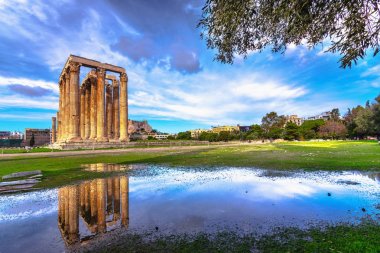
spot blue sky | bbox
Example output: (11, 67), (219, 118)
(0, 0), (379, 133)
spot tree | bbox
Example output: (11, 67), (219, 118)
(199, 132), (218, 142)
(330, 108), (340, 121)
(199, 0), (380, 68)
(318, 120), (347, 139)
(29, 133), (35, 147)
(218, 131), (230, 142)
(299, 119), (325, 140)
(371, 95), (380, 139)
(353, 107), (375, 138)
(261, 112), (286, 139)
(176, 131), (192, 140)
(283, 122), (299, 140)
(246, 124), (264, 140)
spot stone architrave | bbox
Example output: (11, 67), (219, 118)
(96, 68), (108, 142)
(69, 62), (81, 141)
(106, 84), (113, 139)
(112, 80), (120, 139)
(119, 72), (128, 141)
(90, 78), (97, 140)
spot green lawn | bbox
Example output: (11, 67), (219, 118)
(95, 221), (380, 253)
(0, 141), (379, 188)
(1, 140), (379, 252)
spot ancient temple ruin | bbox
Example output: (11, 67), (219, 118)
(51, 55), (129, 149)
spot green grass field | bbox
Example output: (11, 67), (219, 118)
(0, 140), (379, 188)
(1, 140), (379, 252)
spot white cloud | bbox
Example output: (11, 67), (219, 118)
(0, 76), (58, 93)
(362, 65), (380, 77)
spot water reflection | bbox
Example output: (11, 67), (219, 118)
(81, 163), (131, 172)
(58, 174), (129, 245)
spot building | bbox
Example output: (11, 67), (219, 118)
(308, 111), (331, 121)
(154, 134), (170, 140)
(190, 129), (210, 139)
(9, 131), (24, 139)
(24, 128), (51, 146)
(238, 125), (251, 132)
(52, 55), (129, 149)
(0, 131), (11, 139)
(211, 125), (240, 133)
(285, 115), (304, 126)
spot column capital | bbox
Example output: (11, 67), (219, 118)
(68, 61), (81, 73)
(97, 67), (106, 76)
(120, 72), (128, 82)
(112, 80), (119, 88)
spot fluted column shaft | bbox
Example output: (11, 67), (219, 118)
(119, 72), (128, 141)
(51, 116), (56, 143)
(96, 68), (107, 141)
(90, 79), (97, 139)
(85, 84), (91, 139)
(64, 73), (70, 140)
(120, 176), (129, 227)
(97, 178), (106, 233)
(68, 186), (79, 243)
(58, 82), (63, 141)
(106, 85), (113, 139)
(113, 81), (120, 139)
(80, 88), (85, 139)
(69, 62), (81, 141)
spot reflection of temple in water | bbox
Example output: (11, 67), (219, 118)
(81, 163), (132, 172)
(58, 165), (129, 245)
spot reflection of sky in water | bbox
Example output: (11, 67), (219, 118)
(0, 165), (379, 252)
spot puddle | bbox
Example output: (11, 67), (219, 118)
(0, 165), (379, 252)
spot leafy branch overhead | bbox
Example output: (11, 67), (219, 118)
(198, 0), (380, 68)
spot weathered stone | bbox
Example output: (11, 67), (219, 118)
(2, 170), (42, 180)
(0, 178), (40, 186)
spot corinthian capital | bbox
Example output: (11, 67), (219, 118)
(120, 72), (128, 82)
(68, 61), (80, 73)
(97, 67), (106, 77)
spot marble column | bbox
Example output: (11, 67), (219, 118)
(68, 186), (79, 243)
(106, 84), (113, 139)
(57, 112), (60, 142)
(90, 78), (97, 140)
(96, 68), (107, 142)
(64, 73), (70, 140)
(120, 175), (129, 227)
(112, 80), (120, 140)
(97, 178), (106, 233)
(58, 82), (63, 141)
(119, 72), (128, 141)
(84, 84), (91, 139)
(113, 177), (120, 221)
(80, 87), (85, 139)
(51, 116), (56, 143)
(90, 180), (97, 229)
(69, 62), (81, 141)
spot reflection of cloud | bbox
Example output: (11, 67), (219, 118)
(0, 189), (57, 221)
(129, 168), (380, 202)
